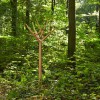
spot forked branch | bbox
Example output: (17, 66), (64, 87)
(25, 24), (41, 42)
(42, 29), (54, 41)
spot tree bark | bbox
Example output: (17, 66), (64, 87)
(51, 0), (55, 14)
(10, 0), (17, 36)
(99, 0), (100, 36)
(68, 0), (76, 68)
(39, 42), (42, 81)
(26, 0), (30, 25)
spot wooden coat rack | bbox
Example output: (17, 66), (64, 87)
(25, 22), (53, 81)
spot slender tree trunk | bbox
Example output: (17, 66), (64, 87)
(99, 0), (100, 36)
(39, 42), (42, 81)
(51, 0), (55, 14)
(54, 0), (55, 6)
(68, 0), (76, 68)
(26, 0), (30, 25)
(0, 19), (2, 35)
(10, 0), (17, 36)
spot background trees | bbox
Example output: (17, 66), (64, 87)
(0, 0), (100, 99)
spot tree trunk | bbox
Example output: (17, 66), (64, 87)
(99, 1), (100, 36)
(10, 0), (17, 36)
(0, 19), (2, 35)
(26, 0), (30, 25)
(51, 0), (55, 14)
(68, 0), (76, 68)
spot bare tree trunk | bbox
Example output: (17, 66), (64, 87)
(26, 0), (30, 25)
(10, 0), (17, 36)
(99, 2), (100, 36)
(68, 0), (76, 68)
(51, 0), (55, 14)
(0, 19), (2, 35)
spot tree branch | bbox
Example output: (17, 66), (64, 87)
(25, 24), (41, 42)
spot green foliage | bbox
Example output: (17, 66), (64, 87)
(0, 0), (100, 100)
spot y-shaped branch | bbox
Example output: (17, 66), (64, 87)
(25, 24), (41, 42)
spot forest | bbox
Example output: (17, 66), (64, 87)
(0, 0), (100, 100)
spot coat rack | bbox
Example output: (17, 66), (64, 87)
(25, 22), (53, 81)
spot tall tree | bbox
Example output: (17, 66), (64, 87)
(68, 0), (76, 68)
(26, 0), (30, 25)
(51, 0), (55, 14)
(99, 0), (100, 35)
(10, 0), (17, 36)
(96, 0), (100, 36)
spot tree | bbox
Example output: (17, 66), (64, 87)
(99, 0), (100, 34)
(26, 0), (30, 25)
(95, 0), (100, 36)
(68, 0), (76, 68)
(10, 0), (17, 36)
(51, 0), (55, 14)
